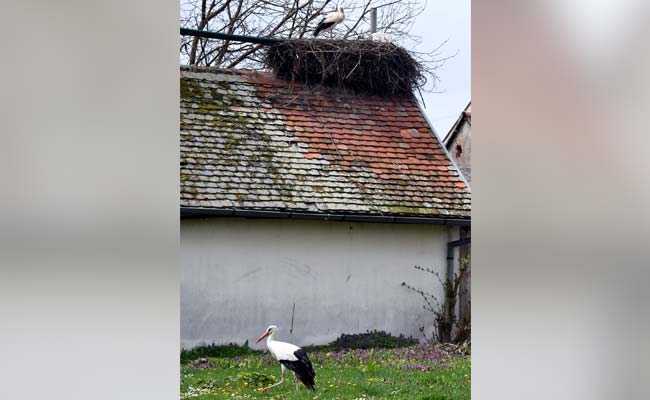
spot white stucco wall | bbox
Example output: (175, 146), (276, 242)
(181, 217), (455, 350)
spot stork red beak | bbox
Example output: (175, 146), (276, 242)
(256, 331), (270, 343)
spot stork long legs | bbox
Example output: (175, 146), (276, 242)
(293, 372), (300, 391)
(260, 365), (285, 393)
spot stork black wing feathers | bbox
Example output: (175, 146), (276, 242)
(279, 349), (316, 390)
(313, 21), (335, 37)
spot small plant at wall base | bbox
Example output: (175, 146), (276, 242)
(181, 340), (260, 363)
(454, 258), (471, 345)
(402, 257), (471, 345)
(303, 330), (418, 353)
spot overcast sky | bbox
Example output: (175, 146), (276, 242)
(410, 0), (470, 138)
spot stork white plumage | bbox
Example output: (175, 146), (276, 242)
(371, 32), (392, 43)
(313, 6), (345, 38)
(256, 325), (316, 392)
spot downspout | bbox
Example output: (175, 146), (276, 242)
(440, 235), (470, 342)
(447, 237), (471, 283)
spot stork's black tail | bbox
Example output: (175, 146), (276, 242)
(280, 349), (316, 391)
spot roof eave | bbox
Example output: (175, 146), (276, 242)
(180, 207), (471, 225)
(443, 101), (472, 145)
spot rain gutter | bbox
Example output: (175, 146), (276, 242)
(180, 207), (470, 225)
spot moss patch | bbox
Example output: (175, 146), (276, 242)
(386, 205), (438, 215)
(180, 76), (297, 203)
(180, 78), (205, 98)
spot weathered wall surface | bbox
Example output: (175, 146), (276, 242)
(448, 120), (471, 183)
(181, 217), (454, 350)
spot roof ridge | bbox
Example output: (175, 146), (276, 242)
(180, 65), (274, 78)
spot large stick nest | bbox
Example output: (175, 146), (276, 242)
(265, 39), (425, 97)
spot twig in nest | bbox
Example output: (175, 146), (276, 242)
(265, 39), (426, 97)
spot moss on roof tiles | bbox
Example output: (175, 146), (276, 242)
(180, 78), (204, 98)
(179, 67), (470, 219)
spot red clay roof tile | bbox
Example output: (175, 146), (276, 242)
(180, 67), (470, 218)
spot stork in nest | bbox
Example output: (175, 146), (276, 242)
(313, 5), (345, 39)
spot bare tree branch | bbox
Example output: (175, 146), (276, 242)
(180, 0), (452, 93)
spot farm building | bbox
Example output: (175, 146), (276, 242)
(180, 66), (471, 349)
(444, 102), (472, 325)
(444, 102), (471, 184)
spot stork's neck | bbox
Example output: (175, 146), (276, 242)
(266, 331), (277, 344)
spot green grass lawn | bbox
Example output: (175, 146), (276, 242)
(180, 344), (470, 400)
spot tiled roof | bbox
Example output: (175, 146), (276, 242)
(180, 66), (471, 219)
(443, 101), (471, 146)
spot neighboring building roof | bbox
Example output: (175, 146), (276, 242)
(443, 101), (471, 146)
(180, 66), (471, 220)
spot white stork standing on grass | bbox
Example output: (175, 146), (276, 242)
(256, 325), (316, 392)
(313, 5), (345, 38)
